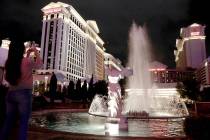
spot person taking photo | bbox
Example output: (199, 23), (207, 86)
(0, 41), (43, 140)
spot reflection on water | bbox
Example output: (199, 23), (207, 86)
(30, 112), (185, 137)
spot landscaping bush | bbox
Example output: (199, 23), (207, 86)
(184, 116), (210, 140)
(176, 77), (200, 101)
(0, 85), (8, 127)
(32, 95), (49, 111)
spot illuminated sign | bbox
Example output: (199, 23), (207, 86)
(149, 68), (166, 71)
(43, 7), (62, 14)
(190, 27), (200, 36)
(191, 32), (200, 36)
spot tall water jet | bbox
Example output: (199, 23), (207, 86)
(127, 23), (152, 89)
(123, 23), (153, 115)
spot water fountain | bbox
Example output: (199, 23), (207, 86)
(89, 22), (189, 118)
(123, 23), (189, 118)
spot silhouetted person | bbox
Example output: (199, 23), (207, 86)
(0, 41), (43, 140)
(49, 72), (57, 103)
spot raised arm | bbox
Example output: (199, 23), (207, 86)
(26, 44), (43, 69)
(33, 47), (43, 69)
(122, 67), (133, 77)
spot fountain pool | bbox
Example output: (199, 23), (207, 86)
(30, 110), (186, 138)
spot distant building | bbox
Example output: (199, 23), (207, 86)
(1, 39), (10, 49)
(104, 53), (123, 71)
(174, 23), (206, 70)
(149, 61), (195, 88)
(104, 53), (123, 81)
(196, 57), (210, 85)
(40, 2), (105, 82)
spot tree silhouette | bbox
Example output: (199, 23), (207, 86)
(75, 79), (82, 100)
(87, 75), (95, 101)
(67, 80), (75, 100)
(177, 77), (201, 101)
(200, 87), (210, 102)
(81, 80), (88, 101)
(62, 85), (68, 97)
(184, 116), (210, 140)
(49, 72), (57, 103)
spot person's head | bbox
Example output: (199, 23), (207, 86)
(5, 40), (25, 86)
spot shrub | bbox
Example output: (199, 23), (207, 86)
(184, 116), (210, 140)
(0, 85), (8, 127)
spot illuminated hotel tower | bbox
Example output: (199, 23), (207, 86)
(40, 2), (105, 81)
(174, 23), (206, 70)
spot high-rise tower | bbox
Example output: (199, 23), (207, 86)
(40, 2), (105, 81)
(174, 23), (206, 70)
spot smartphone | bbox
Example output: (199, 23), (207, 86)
(24, 41), (31, 48)
(32, 41), (35, 46)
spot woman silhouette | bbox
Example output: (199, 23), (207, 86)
(0, 41), (43, 140)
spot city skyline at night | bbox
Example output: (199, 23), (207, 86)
(0, 0), (209, 67)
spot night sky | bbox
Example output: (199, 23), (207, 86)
(0, 0), (209, 68)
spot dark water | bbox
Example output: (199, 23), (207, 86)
(30, 112), (185, 137)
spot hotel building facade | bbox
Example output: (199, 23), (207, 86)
(104, 53), (123, 71)
(40, 2), (105, 82)
(149, 61), (194, 88)
(174, 23), (206, 70)
(196, 57), (210, 85)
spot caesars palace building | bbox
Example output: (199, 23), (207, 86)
(40, 2), (105, 82)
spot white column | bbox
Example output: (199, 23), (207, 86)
(44, 21), (50, 69)
(55, 19), (62, 70)
(40, 20), (46, 60)
(50, 19), (57, 69)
